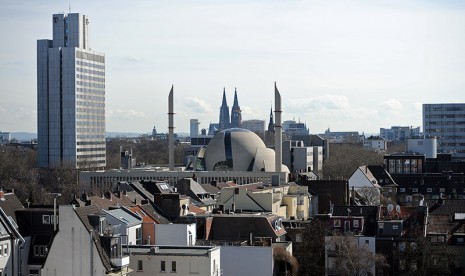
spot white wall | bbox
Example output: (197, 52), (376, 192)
(129, 247), (220, 276)
(155, 223), (196, 246)
(348, 167), (374, 188)
(220, 246), (273, 276)
(41, 205), (108, 276)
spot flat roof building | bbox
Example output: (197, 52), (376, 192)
(37, 13), (106, 168)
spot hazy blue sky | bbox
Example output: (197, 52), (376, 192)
(1, 0), (465, 134)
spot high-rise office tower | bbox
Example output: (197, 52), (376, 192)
(37, 13), (106, 169)
(230, 88), (242, 128)
(423, 103), (465, 159)
(190, 119), (200, 137)
(219, 88), (230, 130)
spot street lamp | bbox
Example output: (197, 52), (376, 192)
(52, 193), (61, 231)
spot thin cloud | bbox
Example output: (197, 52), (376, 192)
(184, 97), (214, 114)
(287, 95), (351, 111)
(382, 99), (403, 111)
(107, 109), (146, 119)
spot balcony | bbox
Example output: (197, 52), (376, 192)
(111, 254), (130, 267)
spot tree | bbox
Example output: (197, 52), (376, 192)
(323, 144), (383, 180)
(326, 233), (388, 276)
(356, 186), (381, 205)
(294, 220), (328, 275)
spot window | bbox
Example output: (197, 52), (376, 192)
(393, 225), (398, 230)
(412, 188), (418, 193)
(42, 215), (51, 224)
(295, 234), (302, 242)
(137, 260), (143, 271)
(427, 188), (433, 193)
(3, 244), (7, 256)
(353, 220), (359, 228)
(172, 261), (177, 272)
(161, 261), (166, 272)
(333, 219), (341, 227)
(399, 188), (406, 193)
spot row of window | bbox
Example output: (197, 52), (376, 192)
(77, 114), (105, 120)
(76, 94), (105, 102)
(76, 51), (105, 63)
(77, 134), (105, 139)
(77, 147), (106, 152)
(76, 107), (105, 114)
(77, 81), (105, 89)
(77, 74), (105, 83)
(77, 87), (105, 95)
(425, 114), (465, 118)
(387, 159), (423, 174)
(76, 67), (105, 76)
(399, 187), (465, 193)
(77, 153), (106, 159)
(425, 130), (465, 135)
(77, 101), (105, 108)
(76, 60), (105, 70)
(333, 219), (360, 228)
(77, 141), (106, 146)
(424, 106), (465, 112)
(33, 245), (47, 257)
(77, 127), (105, 133)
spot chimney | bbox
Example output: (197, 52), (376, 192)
(168, 85), (175, 171)
(274, 82), (282, 179)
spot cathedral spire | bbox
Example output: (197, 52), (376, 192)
(267, 105), (274, 132)
(219, 87), (230, 130)
(230, 87), (242, 128)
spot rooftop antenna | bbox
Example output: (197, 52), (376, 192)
(69, 2), (71, 13)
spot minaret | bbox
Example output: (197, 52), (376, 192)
(230, 87), (242, 128)
(168, 85), (175, 171)
(219, 88), (230, 130)
(274, 82), (282, 173)
(267, 106), (274, 132)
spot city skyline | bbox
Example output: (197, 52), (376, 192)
(1, 1), (465, 134)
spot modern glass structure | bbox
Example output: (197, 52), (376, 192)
(37, 13), (106, 169)
(423, 103), (465, 159)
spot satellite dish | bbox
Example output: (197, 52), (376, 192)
(387, 204), (394, 213)
(396, 205), (401, 213)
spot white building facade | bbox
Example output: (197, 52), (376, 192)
(37, 13), (106, 168)
(154, 223), (196, 246)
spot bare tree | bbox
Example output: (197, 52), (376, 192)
(294, 220), (328, 275)
(326, 233), (388, 276)
(323, 144), (383, 180)
(356, 186), (381, 205)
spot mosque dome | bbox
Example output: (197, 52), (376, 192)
(203, 128), (278, 172)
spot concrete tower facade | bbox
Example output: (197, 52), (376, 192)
(37, 13), (106, 169)
(190, 119), (200, 137)
(423, 103), (465, 158)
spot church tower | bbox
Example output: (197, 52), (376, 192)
(230, 88), (242, 128)
(219, 88), (230, 130)
(267, 106), (274, 132)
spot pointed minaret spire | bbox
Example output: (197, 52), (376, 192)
(168, 85), (175, 171)
(231, 87), (242, 128)
(274, 82), (283, 175)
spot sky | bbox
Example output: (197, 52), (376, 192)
(1, 0), (465, 135)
